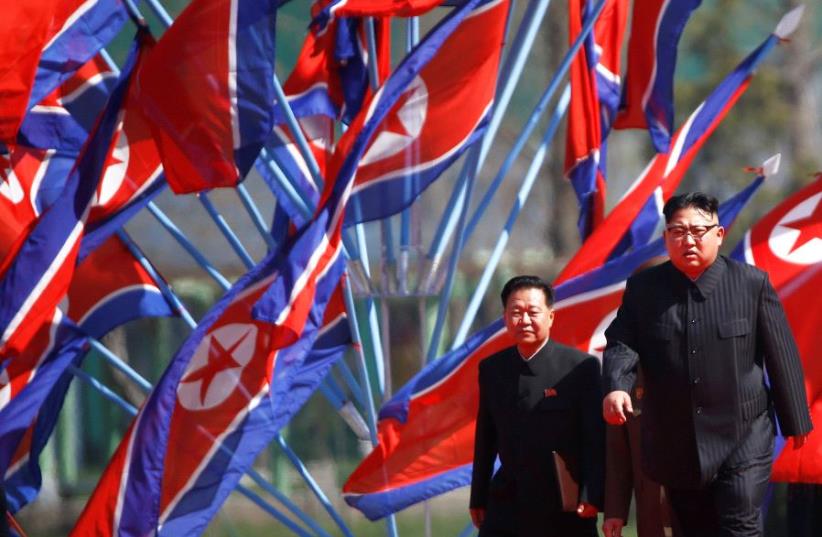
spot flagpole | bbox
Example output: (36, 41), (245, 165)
(364, 17), (399, 297)
(342, 277), (400, 537)
(399, 16), (420, 295)
(235, 183), (278, 251)
(145, 202), (232, 291)
(419, 0), (552, 294)
(117, 230), (198, 328)
(196, 192), (257, 268)
(462, 0), (607, 249)
(275, 434), (356, 537)
(426, 0), (605, 293)
(425, 145), (480, 362)
(453, 85), (571, 348)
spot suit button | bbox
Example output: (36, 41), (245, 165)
(690, 319), (696, 324)
(693, 377), (701, 384)
(696, 406), (703, 415)
(690, 349), (697, 355)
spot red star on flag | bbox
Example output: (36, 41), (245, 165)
(182, 329), (252, 405)
(782, 198), (822, 254)
(380, 89), (417, 138)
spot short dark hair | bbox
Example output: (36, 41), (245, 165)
(662, 192), (719, 223)
(500, 275), (554, 308)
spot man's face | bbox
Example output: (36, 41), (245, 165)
(503, 287), (554, 348)
(664, 206), (724, 278)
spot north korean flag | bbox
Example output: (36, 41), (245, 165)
(555, 12), (799, 285)
(258, 117), (335, 229)
(613, 0), (703, 153)
(18, 54), (119, 154)
(0, 31), (146, 362)
(3, 235), (176, 513)
(0, 1), (127, 146)
(564, 0), (629, 238)
(0, 146), (76, 259)
(0, 2), (59, 144)
(134, 0), (278, 193)
(343, 320), (513, 520)
(338, 0), (508, 226)
(731, 175), (822, 483)
(71, 244), (346, 535)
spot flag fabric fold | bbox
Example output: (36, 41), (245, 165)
(70, 248), (347, 536)
(337, 0), (509, 227)
(0, 31), (148, 360)
(556, 23), (787, 285)
(135, 0), (278, 193)
(564, 0), (629, 238)
(613, 0), (703, 153)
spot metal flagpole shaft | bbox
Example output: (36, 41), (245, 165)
(453, 85), (571, 347)
(88, 338), (152, 391)
(420, 0), (549, 293)
(117, 229), (198, 328)
(197, 192), (257, 268)
(235, 183), (278, 251)
(463, 0), (607, 247)
(275, 434), (356, 537)
(145, 201), (232, 291)
(342, 277), (399, 537)
(425, 146), (480, 362)
(399, 16), (420, 295)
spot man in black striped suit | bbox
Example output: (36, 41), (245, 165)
(602, 192), (812, 537)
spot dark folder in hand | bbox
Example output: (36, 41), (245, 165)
(552, 450), (579, 512)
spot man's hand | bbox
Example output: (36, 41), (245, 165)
(792, 433), (810, 449)
(576, 502), (598, 518)
(603, 391), (633, 425)
(469, 507), (485, 529)
(602, 517), (625, 537)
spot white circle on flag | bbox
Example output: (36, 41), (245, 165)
(0, 167), (24, 205)
(0, 368), (9, 410)
(177, 323), (258, 411)
(588, 308), (618, 362)
(767, 192), (822, 265)
(360, 75), (428, 166)
(98, 122), (129, 207)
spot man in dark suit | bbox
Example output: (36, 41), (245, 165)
(470, 275), (604, 537)
(602, 192), (812, 537)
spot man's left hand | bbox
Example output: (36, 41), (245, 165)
(576, 502), (598, 518)
(792, 433), (810, 449)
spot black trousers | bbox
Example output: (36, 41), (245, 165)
(478, 478), (597, 537)
(667, 412), (774, 537)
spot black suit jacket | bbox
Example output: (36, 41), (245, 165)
(470, 340), (604, 534)
(603, 256), (812, 488)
